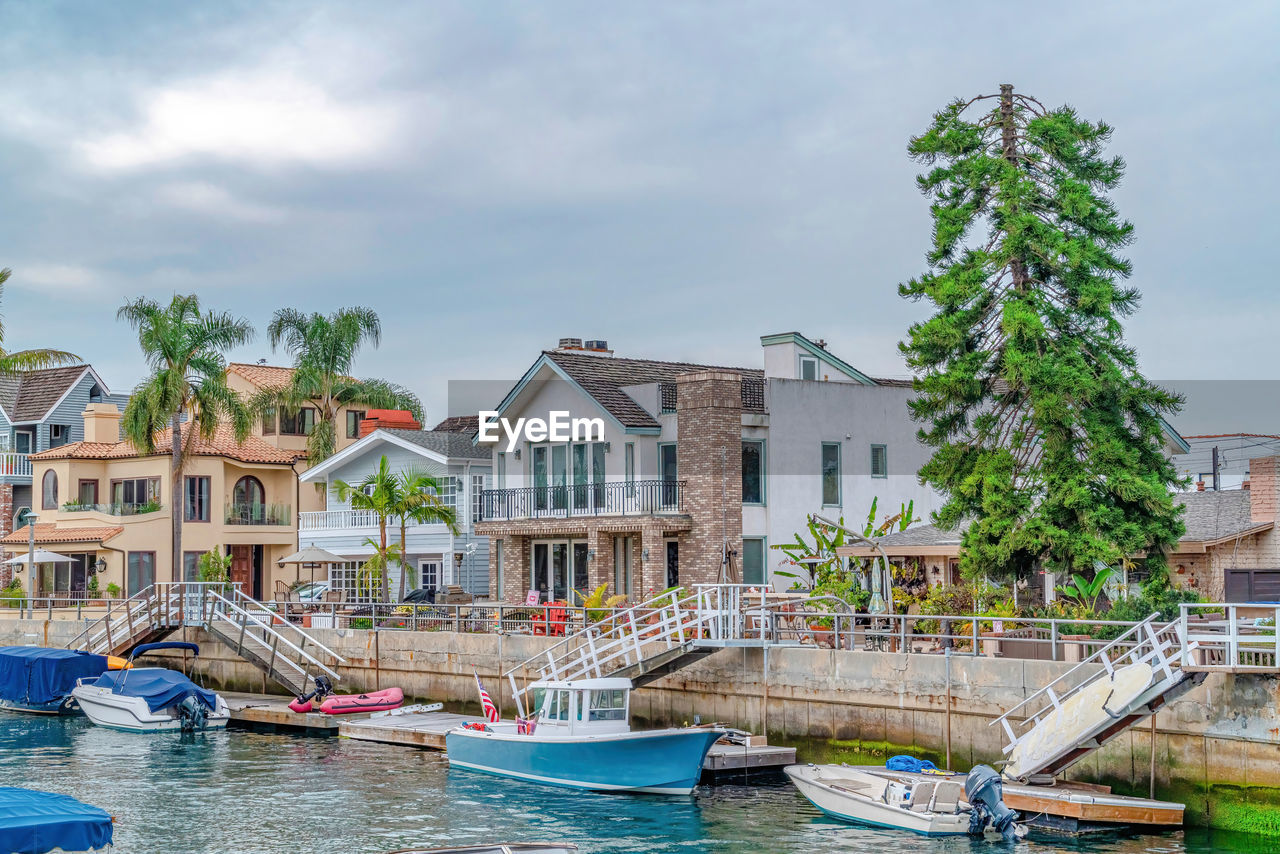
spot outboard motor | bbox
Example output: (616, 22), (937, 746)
(177, 693), (209, 732)
(965, 765), (1020, 841)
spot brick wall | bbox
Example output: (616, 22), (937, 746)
(675, 370), (743, 589)
(0, 485), (12, 587)
(1252, 456), (1278, 524)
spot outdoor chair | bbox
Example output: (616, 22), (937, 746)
(532, 603), (568, 637)
(906, 781), (935, 813)
(930, 781), (963, 814)
(274, 580), (290, 602)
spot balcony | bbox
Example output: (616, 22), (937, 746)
(225, 502), (292, 526)
(480, 479), (686, 522)
(299, 508), (383, 531)
(0, 452), (31, 480)
(61, 501), (163, 517)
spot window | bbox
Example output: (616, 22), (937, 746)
(233, 476), (265, 508)
(185, 476), (211, 522)
(88, 384), (103, 404)
(126, 552), (156, 596)
(800, 355), (818, 381)
(614, 535), (633, 599)
(659, 442), (678, 506)
(742, 440), (765, 504)
(821, 442), (841, 506)
(588, 688), (627, 721)
(41, 470), (58, 509)
(742, 538), (766, 585)
(262, 407), (276, 436)
(471, 473), (485, 524)
(280, 407), (316, 436)
(329, 561), (376, 604)
(624, 443), (635, 496)
(346, 410), (365, 439)
(494, 539), (504, 598)
(112, 477), (160, 508)
(182, 551), (203, 582)
(77, 480), (99, 506)
(496, 453), (506, 490)
(870, 444), (888, 479)
(50, 425), (70, 448)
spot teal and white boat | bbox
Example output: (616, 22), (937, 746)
(445, 677), (722, 795)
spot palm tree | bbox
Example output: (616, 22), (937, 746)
(117, 295), (254, 584)
(0, 270), (80, 373)
(332, 455), (398, 602)
(392, 468), (460, 601)
(251, 307), (422, 464)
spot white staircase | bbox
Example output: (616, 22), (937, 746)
(67, 582), (345, 698)
(991, 614), (1201, 781)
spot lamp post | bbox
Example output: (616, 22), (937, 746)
(17, 508), (37, 606)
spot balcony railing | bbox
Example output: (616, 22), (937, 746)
(62, 501), (163, 517)
(0, 452), (32, 479)
(480, 479), (685, 522)
(299, 509), (384, 530)
(225, 502), (292, 526)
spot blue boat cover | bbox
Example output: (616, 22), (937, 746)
(885, 755), (939, 773)
(0, 787), (112, 854)
(91, 668), (217, 713)
(0, 648), (110, 706)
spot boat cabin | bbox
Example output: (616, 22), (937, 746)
(527, 677), (631, 736)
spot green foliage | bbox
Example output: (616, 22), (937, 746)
(349, 618), (373, 630)
(1056, 565), (1116, 614)
(573, 584), (628, 622)
(897, 85), (1185, 583)
(0, 270), (81, 374)
(249, 307), (422, 464)
(87, 574), (100, 597)
(1, 577), (25, 608)
(197, 549), (232, 583)
(334, 455), (399, 602)
(391, 467), (460, 601)
(106, 582), (121, 599)
(1094, 577), (1202, 639)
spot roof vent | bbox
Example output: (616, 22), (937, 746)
(558, 338), (583, 350)
(584, 340), (609, 351)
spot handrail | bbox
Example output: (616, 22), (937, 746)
(201, 588), (345, 678)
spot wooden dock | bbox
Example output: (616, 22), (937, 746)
(224, 692), (352, 734)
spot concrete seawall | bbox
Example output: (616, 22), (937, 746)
(6, 619), (1279, 834)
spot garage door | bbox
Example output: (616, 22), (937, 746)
(1224, 569), (1280, 603)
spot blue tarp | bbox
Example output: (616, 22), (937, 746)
(885, 755), (939, 773)
(91, 668), (217, 713)
(0, 648), (110, 707)
(0, 787), (112, 854)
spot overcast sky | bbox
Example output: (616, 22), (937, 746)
(0, 2), (1275, 431)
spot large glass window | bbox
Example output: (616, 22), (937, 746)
(41, 470), (58, 509)
(624, 443), (635, 496)
(112, 477), (160, 509)
(588, 689), (627, 721)
(280, 407), (316, 436)
(77, 480), (98, 506)
(551, 445), (568, 511)
(571, 443), (589, 510)
(126, 552), (155, 596)
(346, 410), (365, 439)
(821, 442), (841, 506)
(185, 476), (210, 522)
(533, 446), (548, 511)
(659, 443), (678, 507)
(182, 551), (202, 582)
(871, 444), (888, 479)
(261, 407), (276, 435)
(742, 440), (764, 505)
(496, 453), (506, 490)
(742, 538), (766, 585)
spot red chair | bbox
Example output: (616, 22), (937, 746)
(533, 603), (569, 637)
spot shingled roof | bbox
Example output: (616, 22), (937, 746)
(31, 425), (302, 465)
(0, 365), (94, 422)
(432, 415), (480, 435)
(381, 428), (489, 460)
(543, 350), (764, 429)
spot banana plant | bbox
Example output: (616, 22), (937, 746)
(1056, 564), (1117, 616)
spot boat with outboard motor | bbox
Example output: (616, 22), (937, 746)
(0, 647), (127, 715)
(71, 641), (230, 733)
(785, 763), (1024, 840)
(445, 677), (723, 795)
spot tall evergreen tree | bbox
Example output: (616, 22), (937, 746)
(899, 84), (1184, 583)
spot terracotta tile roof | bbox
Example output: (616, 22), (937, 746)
(228, 362), (296, 390)
(0, 365), (91, 422)
(31, 425), (302, 465)
(432, 415), (480, 435)
(1, 524), (123, 546)
(545, 350), (765, 429)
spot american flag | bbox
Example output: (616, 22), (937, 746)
(474, 671), (499, 723)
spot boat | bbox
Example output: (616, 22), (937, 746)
(70, 641), (230, 733)
(786, 763), (1023, 840)
(0, 786), (113, 853)
(445, 677), (723, 795)
(0, 647), (124, 715)
(289, 685), (405, 715)
(385, 846), (577, 854)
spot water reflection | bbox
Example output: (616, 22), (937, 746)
(0, 714), (1271, 854)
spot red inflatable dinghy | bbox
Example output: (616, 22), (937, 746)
(289, 686), (405, 715)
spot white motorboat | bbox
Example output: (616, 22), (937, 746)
(71, 641), (230, 733)
(786, 763), (1023, 840)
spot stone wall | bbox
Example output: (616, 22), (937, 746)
(5, 617), (1279, 833)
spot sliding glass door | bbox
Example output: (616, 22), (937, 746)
(531, 540), (589, 603)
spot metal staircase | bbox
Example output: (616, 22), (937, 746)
(991, 614), (1203, 782)
(66, 582), (345, 698)
(506, 585), (777, 715)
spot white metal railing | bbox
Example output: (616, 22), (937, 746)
(0, 452), (32, 478)
(299, 509), (385, 530)
(1179, 603), (1280, 671)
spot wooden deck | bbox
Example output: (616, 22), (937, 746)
(224, 692), (350, 734)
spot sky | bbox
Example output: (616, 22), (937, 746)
(0, 1), (1275, 432)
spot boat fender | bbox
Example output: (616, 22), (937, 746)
(463, 722), (490, 732)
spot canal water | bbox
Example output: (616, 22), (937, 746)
(0, 715), (1270, 854)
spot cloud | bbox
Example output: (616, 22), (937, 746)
(78, 72), (403, 172)
(152, 181), (285, 223)
(9, 263), (103, 294)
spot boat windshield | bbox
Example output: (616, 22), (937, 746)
(588, 689), (626, 721)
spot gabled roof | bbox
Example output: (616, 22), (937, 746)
(495, 350), (765, 432)
(299, 427), (488, 482)
(227, 362), (296, 390)
(31, 425), (302, 465)
(0, 365), (109, 423)
(760, 331), (878, 385)
(432, 415), (480, 435)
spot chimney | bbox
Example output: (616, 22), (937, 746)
(1250, 456), (1278, 523)
(358, 409), (422, 437)
(82, 403), (122, 444)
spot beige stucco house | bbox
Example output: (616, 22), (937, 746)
(1, 403), (302, 601)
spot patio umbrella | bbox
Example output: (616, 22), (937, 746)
(277, 546), (346, 583)
(2, 550), (75, 565)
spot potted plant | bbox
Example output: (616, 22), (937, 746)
(106, 582), (121, 600)
(85, 574), (103, 606)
